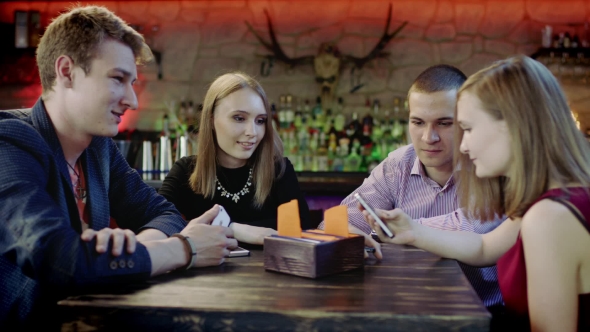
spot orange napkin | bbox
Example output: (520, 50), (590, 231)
(324, 205), (349, 237)
(277, 199), (301, 238)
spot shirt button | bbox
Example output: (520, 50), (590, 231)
(109, 261), (118, 270)
(127, 259), (135, 269)
(439, 192), (444, 197)
(119, 259), (126, 268)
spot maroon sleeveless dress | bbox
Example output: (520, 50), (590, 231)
(497, 187), (590, 330)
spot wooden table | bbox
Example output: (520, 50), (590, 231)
(59, 244), (490, 331)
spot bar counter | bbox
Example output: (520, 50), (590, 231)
(59, 243), (491, 331)
(146, 171), (369, 196)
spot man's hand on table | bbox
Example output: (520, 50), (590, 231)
(81, 228), (137, 256)
(183, 205), (239, 267)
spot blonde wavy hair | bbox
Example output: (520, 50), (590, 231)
(455, 55), (590, 221)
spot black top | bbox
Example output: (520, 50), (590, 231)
(159, 156), (312, 231)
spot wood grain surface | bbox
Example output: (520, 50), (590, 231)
(59, 243), (490, 332)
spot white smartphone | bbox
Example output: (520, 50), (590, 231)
(228, 247), (250, 257)
(211, 205), (231, 227)
(354, 192), (394, 238)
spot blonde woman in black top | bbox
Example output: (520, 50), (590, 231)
(160, 72), (311, 245)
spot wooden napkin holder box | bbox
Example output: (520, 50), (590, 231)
(263, 232), (364, 279)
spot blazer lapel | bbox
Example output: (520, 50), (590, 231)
(30, 98), (81, 231)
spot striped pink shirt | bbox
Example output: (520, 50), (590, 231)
(319, 144), (504, 307)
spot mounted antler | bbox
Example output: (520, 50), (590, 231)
(245, 10), (314, 68)
(245, 4), (407, 108)
(343, 3), (408, 69)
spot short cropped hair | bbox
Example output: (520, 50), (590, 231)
(408, 64), (467, 100)
(36, 5), (152, 95)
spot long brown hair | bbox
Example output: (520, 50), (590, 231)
(455, 55), (590, 221)
(189, 72), (285, 208)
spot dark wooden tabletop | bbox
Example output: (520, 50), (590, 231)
(59, 244), (490, 332)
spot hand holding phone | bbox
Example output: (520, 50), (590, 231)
(211, 206), (231, 227)
(227, 247), (250, 257)
(354, 193), (394, 238)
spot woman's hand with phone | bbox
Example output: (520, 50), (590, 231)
(230, 223), (278, 245)
(360, 206), (417, 246)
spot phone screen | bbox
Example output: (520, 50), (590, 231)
(228, 247), (250, 258)
(354, 193), (394, 238)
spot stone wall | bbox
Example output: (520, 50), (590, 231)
(1, 0), (589, 130)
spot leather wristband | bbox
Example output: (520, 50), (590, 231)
(170, 233), (197, 270)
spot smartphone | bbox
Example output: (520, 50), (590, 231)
(353, 192), (394, 238)
(228, 247), (250, 258)
(211, 205), (231, 227)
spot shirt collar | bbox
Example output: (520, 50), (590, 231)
(410, 154), (456, 188)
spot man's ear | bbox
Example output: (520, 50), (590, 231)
(55, 55), (75, 88)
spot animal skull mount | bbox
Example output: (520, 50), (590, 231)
(245, 3), (407, 110)
(314, 43), (341, 110)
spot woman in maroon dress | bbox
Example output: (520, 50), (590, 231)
(364, 55), (590, 331)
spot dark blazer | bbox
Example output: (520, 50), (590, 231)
(0, 99), (186, 327)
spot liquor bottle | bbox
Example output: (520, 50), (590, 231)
(334, 97), (346, 133)
(298, 125), (309, 154)
(294, 98), (303, 130)
(312, 96), (323, 117)
(344, 139), (362, 172)
(327, 132), (338, 170)
(382, 110), (392, 134)
(371, 100), (383, 142)
(558, 32), (565, 48)
(278, 95), (287, 129)
(552, 35), (560, 48)
(361, 98), (373, 130)
(294, 155), (304, 172)
(372, 99), (381, 128)
(323, 108), (334, 134)
(331, 146), (343, 172)
(270, 103), (279, 131)
(360, 123), (372, 147)
(285, 94), (294, 129)
(316, 131), (329, 171)
(303, 99), (311, 124)
(312, 96), (325, 130)
(287, 131), (298, 157)
(309, 131), (319, 153)
(346, 112), (361, 141)
(563, 32), (571, 48)
(333, 138), (349, 172)
(572, 35), (580, 48)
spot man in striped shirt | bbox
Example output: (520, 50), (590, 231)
(320, 64), (504, 309)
